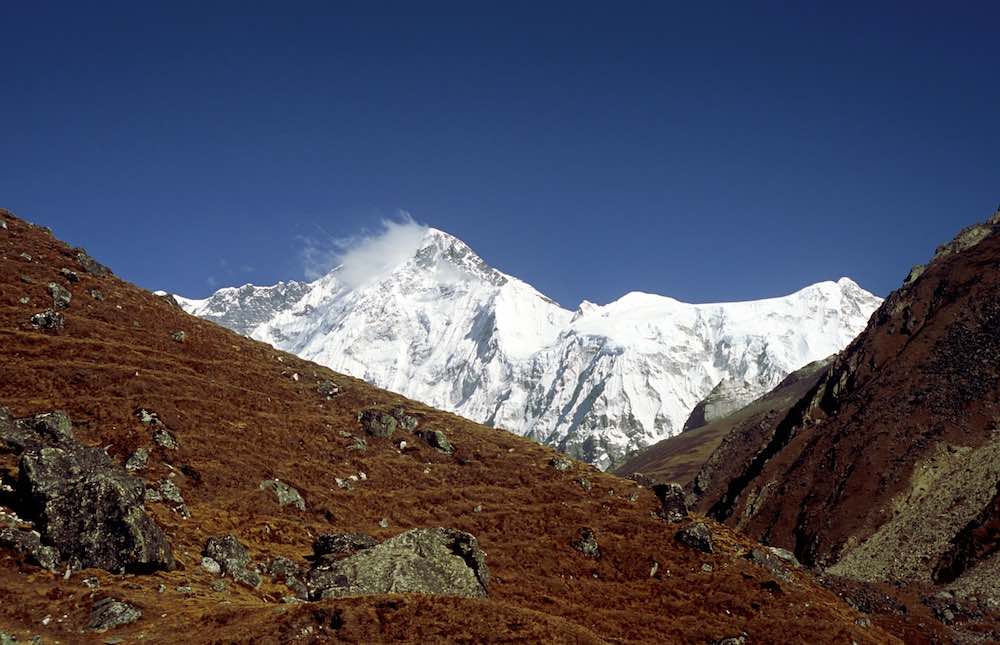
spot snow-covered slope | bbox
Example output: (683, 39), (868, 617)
(176, 227), (881, 468)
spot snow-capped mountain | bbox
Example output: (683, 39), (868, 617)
(177, 227), (881, 468)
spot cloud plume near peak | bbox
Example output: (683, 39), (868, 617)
(302, 211), (429, 288)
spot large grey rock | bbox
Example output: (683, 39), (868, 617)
(571, 527), (600, 559)
(653, 482), (688, 523)
(675, 522), (714, 554)
(30, 309), (64, 331)
(358, 410), (397, 438)
(308, 528), (489, 600)
(312, 532), (378, 561)
(17, 443), (174, 572)
(74, 248), (110, 276)
(47, 282), (71, 309)
(417, 429), (454, 455)
(88, 598), (142, 631)
(1, 410), (73, 454)
(259, 479), (305, 511)
(203, 535), (261, 588)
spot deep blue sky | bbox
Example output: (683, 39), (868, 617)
(2, 2), (997, 306)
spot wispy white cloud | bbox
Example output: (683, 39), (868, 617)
(301, 211), (429, 288)
(206, 275), (218, 287)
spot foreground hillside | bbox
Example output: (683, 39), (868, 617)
(0, 210), (888, 643)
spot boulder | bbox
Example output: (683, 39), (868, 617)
(745, 547), (795, 582)
(259, 479), (306, 511)
(59, 268), (80, 283)
(571, 527), (600, 559)
(30, 309), (64, 331)
(675, 522), (714, 554)
(203, 535), (261, 588)
(549, 457), (572, 472)
(170, 331), (187, 343)
(652, 482), (688, 523)
(74, 249), (110, 276)
(390, 407), (419, 431)
(47, 282), (71, 309)
(417, 429), (454, 455)
(317, 380), (340, 398)
(17, 443), (174, 572)
(124, 448), (149, 471)
(312, 532), (378, 562)
(358, 410), (397, 438)
(89, 598), (142, 632)
(308, 528), (489, 600)
(1, 410), (73, 454)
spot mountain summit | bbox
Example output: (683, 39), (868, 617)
(178, 226), (881, 468)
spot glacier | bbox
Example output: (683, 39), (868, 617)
(176, 227), (881, 469)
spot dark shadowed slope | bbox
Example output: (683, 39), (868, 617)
(692, 209), (1000, 606)
(615, 359), (833, 487)
(0, 209), (888, 643)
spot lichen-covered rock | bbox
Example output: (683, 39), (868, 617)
(653, 482), (688, 523)
(75, 249), (110, 276)
(59, 268), (80, 283)
(317, 380), (340, 398)
(391, 407), (419, 431)
(259, 479), (306, 511)
(30, 309), (64, 331)
(676, 522), (714, 554)
(47, 282), (71, 309)
(89, 598), (142, 632)
(549, 457), (572, 472)
(417, 429), (454, 455)
(745, 547), (796, 582)
(571, 527), (600, 559)
(203, 535), (261, 588)
(308, 528), (489, 600)
(0, 526), (60, 570)
(358, 410), (397, 438)
(17, 442), (174, 572)
(170, 330), (187, 343)
(155, 480), (190, 518)
(125, 448), (148, 472)
(0, 410), (74, 454)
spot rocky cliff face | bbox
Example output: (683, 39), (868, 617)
(178, 227), (880, 469)
(692, 209), (1000, 600)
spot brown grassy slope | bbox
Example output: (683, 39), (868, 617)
(614, 359), (832, 487)
(0, 210), (891, 644)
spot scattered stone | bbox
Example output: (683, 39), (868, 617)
(19, 253), (32, 262)
(652, 482), (688, 523)
(627, 490), (640, 503)
(701, 563), (714, 572)
(307, 528), (489, 600)
(20, 274), (35, 284)
(83, 576), (100, 589)
(170, 331), (186, 343)
(712, 635), (748, 645)
(268, 556), (301, 580)
(259, 479), (306, 511)
(18, 297), (29, 305)
(334, 478), (352, 490)
(203, 535), (261, 588)
(0, 527), (60, 571)
(291, 373), (299, 381)
(766, 546), (799, 565)
(578, 477), (592, 491)
(124, 448), (148, 472)
(18, 436), (174, 572)
(378, 518), (390, 529)
(317, 380), (340, 398)
(152, 428), (178, 450)
(89, 289), (105, 301)
(0, 220), (6, 229)
(156, 480), (190, 518)
(745, 547), (796, 582)
(348, 436), (367, 452)
(855, 617), (872, 628)
(650, 561), (659, 577)
(210, 579), (228, 593)
(47, 282), (71, 309)
(675, 522), (714, 554)
(390, 407), (419, 431)
(30, 309), (64, 331)
(358, 410), (397, 438)
(175, 585), (194, 595)
(75, 249), (110, 276)
(156, 293), (183, 309)
(549, 457), (572, 472)
(201, 556), (222, 575)
(571, 528), (600, 559)
(88, 598), (142, 632)
(417, 429), (454, 455)
(59, 268), (80, 283)
(135, 409), (160, 425)
(473, 505), (483, 513)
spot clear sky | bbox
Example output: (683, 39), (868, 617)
(1, 2), (997, 307)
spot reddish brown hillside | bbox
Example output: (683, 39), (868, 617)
(691, 210), (1000, 635)
(0, 209), (894, 643)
